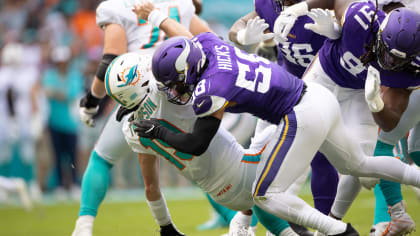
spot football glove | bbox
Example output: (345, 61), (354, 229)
(304, 9), (342, 40)
(131, 118), (166, 139)
(255, 41), (278, 62)
(237, 16), (274, 45)
(273, 1), (308, 43)
(365, 66), (384, 112)
(79, 92), (101, 127)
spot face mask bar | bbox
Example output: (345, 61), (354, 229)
(157, 80), (193, 105)
(376, 36), (415, 71)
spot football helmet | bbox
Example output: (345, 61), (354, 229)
(152, 36), (206, 105)
(105, 52), (152, 109)
(376, 8), (420, 71)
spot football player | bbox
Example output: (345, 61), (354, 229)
(73, 0), (212, 235)
(273, 1), (420, 235)
(132, 3), (420, 235)
(229, 0), (339, 222)
(105, 52), (299, 236)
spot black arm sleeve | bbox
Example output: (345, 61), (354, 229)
(158, 116), (221, 156)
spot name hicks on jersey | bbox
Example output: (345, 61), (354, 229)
(215, 45), (232, 71)
(136, 97), (157, 120)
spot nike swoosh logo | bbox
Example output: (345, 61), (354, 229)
(196, 100), (205, 108)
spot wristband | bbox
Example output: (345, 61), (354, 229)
(236, 29), (247, 45)
(148, 9), (168, 28)
(85, 91), (102, 108)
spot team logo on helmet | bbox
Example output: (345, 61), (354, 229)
(117, 65), (141, 87)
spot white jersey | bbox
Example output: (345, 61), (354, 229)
(94, 0), (195, 164)
(123, 79), (273, 211)
(96, 0), (195, 55)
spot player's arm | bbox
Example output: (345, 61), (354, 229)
(372, 87), (411, 132)
(273, 0), (352, 42)
(132, 109), (224, 156)
(132, 2), (193, 39)
(79, 23), (127, 127)
(138, 153), (161, 201)
(229, 11), (258, 44)
(189, 14), (212, 35)
(138, 153), (185, 233)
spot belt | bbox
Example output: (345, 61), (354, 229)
(295, 82), (307, 106)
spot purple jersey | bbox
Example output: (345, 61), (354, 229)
(191, 33), (304, 125)
(255, 0), (327, 77)
(319, 1), (420, 89)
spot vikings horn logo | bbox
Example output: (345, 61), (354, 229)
(117, 65), (141, 87)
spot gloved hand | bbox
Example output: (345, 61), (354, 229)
(237, 16), (274, 45)
(304, 9), (342, 40)
(365, 66), (384, 112)
(79, 92), (101, 127)
(273, 1), (309, 43)
(131, 118), (166, 139)
(115, 104), (139, 122)
(255, 41), (278, 62)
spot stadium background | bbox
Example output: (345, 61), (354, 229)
(0, 0), (419, 235)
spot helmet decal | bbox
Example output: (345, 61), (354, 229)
(117, 64), (141, 87)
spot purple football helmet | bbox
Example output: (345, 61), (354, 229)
(376, 8), (420, 71)
(152, 36), (206, 105)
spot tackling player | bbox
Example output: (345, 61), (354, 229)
(133, 3), (420, 235)
(228, 0), (339, 223)
(72, 0), (211, 235)
(105, 52), (299, 236)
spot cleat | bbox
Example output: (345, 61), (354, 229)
(160, 223), (185, 236)
(370, 222), (389, 236)
(288, 222), (313, 236)
(14, 178), (32, 211)
(329, 223), (359, 236)
(72, 215), (94, 236)
(381, 201), (415, 236)
(228, 217), (251, 236)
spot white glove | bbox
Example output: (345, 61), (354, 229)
(273, 1), (309, 43)
(79, 106), (99, 127)
(365, 66), (384, 112)
(237, 16), (274, 45)
(304, 9), (342, 39)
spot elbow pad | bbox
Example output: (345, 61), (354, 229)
(95, 54), (118, 81)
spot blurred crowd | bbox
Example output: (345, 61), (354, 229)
(0, 0), (253, 203)
(0, 0), (126, 202)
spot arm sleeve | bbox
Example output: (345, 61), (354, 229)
(158, 116), (221, 156)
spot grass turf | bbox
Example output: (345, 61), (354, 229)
(1, 187), (420, 236)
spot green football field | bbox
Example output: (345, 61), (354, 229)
(1, 187), (420, 236)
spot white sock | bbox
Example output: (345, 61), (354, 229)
(232, 211), (252, 226)
(330, 175), (362, 219)
(76, 215), (95, 229)
(147, 195), (171, 226)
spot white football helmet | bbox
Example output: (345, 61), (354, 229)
(105, 52), (152, 109)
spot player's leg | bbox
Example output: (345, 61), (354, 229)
(253, 206), (299, 236)
(253, 83), (351, 235)
(73, 109), (133, 236)
(371, 185), (391, 236)
(310, 152), (338, 215)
